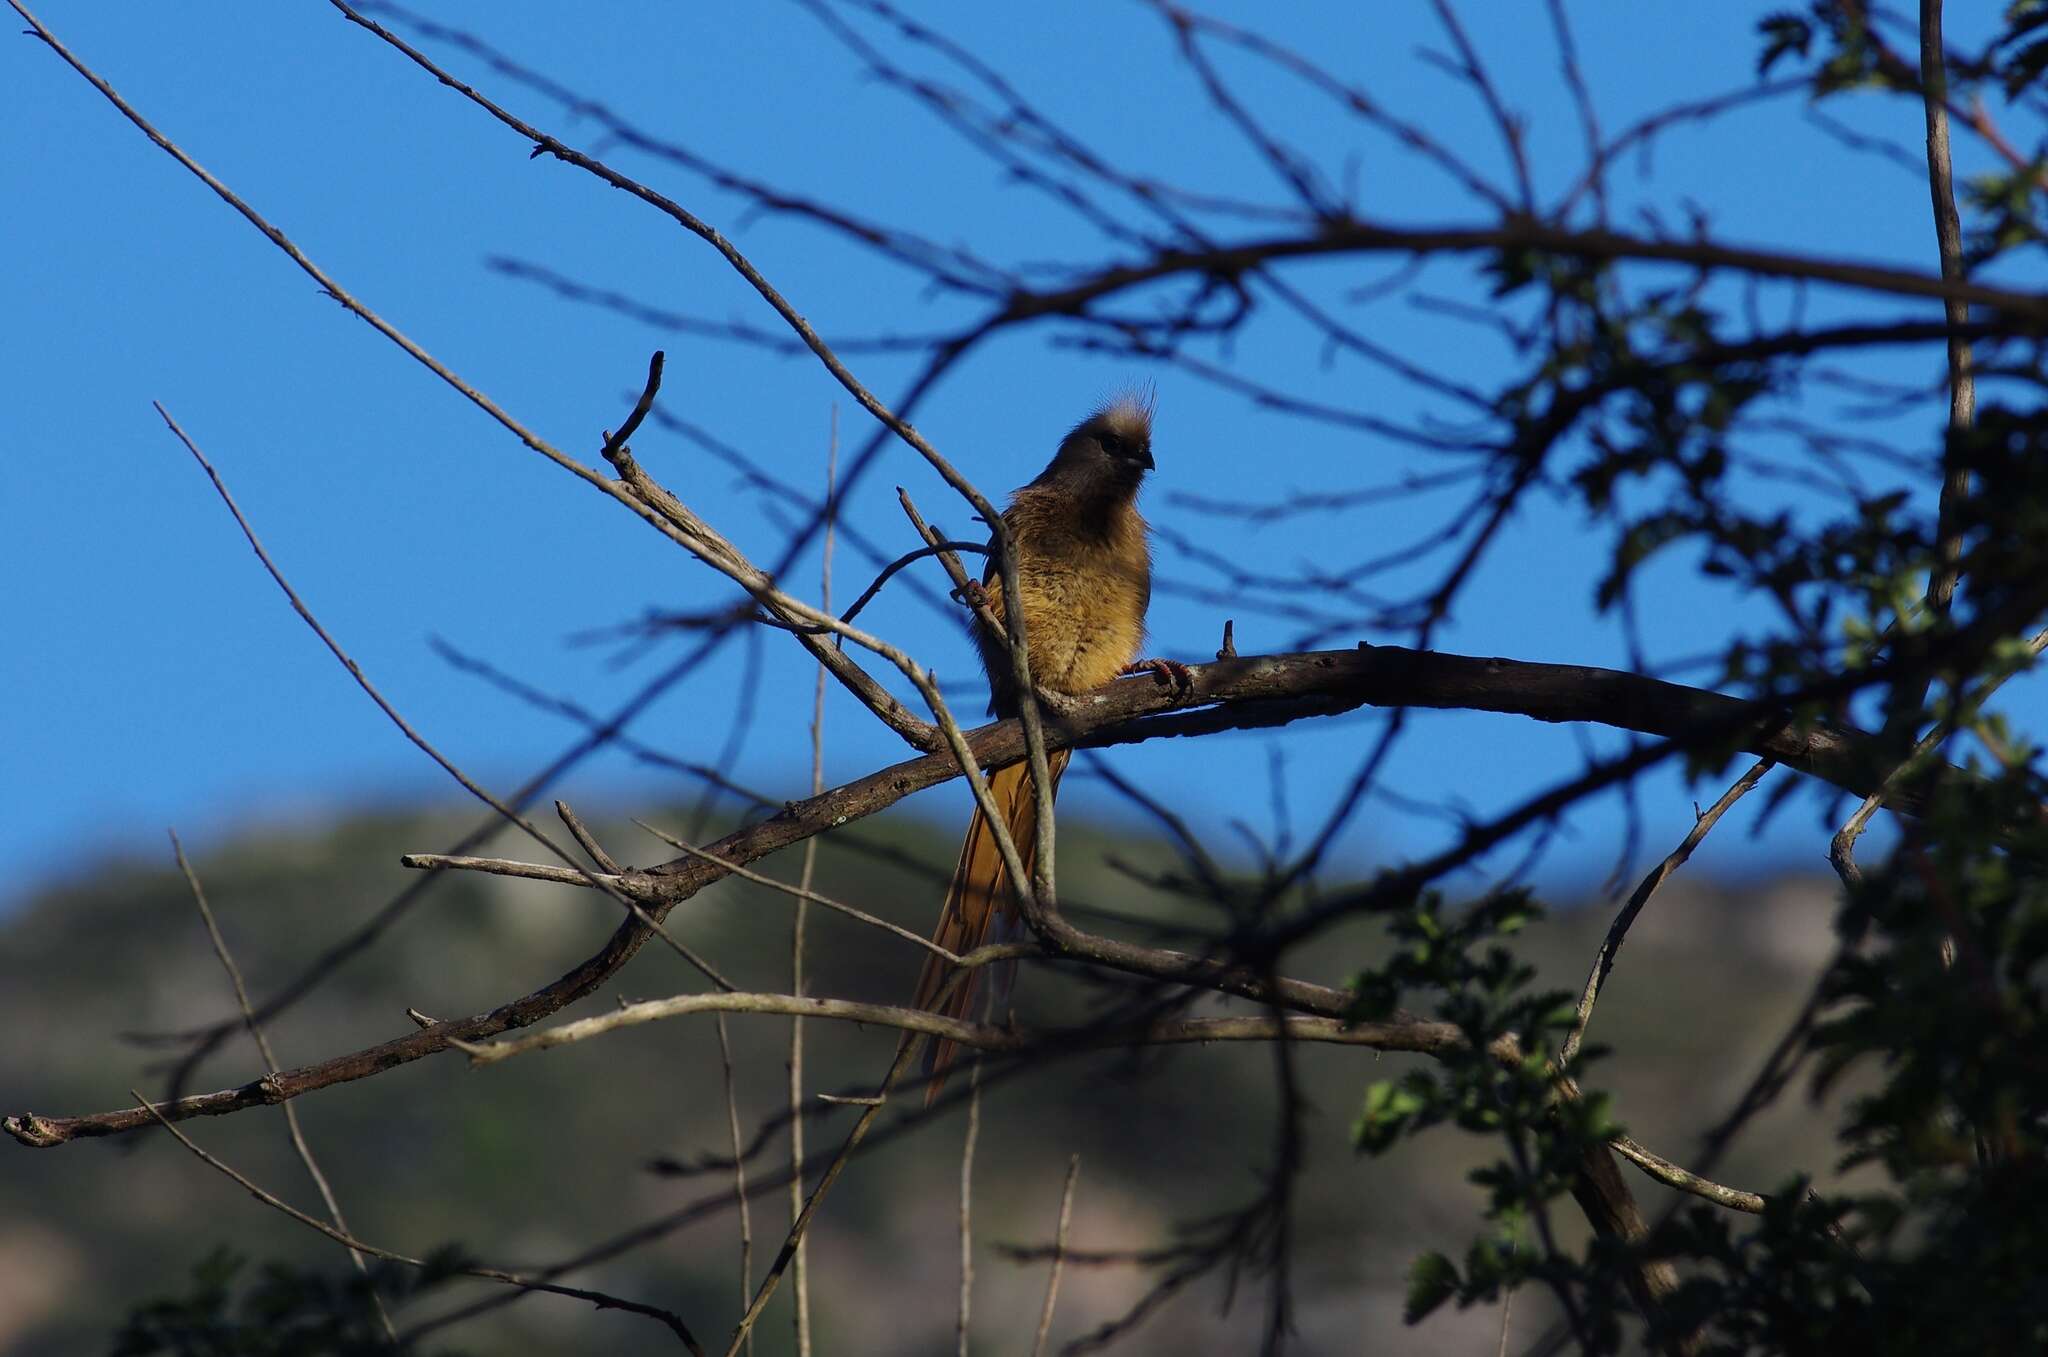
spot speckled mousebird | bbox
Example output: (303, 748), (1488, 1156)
(912, 394), (1180, 1102)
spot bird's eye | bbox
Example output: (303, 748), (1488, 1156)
(1099, 433), (1125, 457)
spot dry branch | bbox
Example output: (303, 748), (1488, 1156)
(5, 641), (1993, 1149)
(449, 995), (1451, 1066)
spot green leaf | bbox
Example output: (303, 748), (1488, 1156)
(1354, 1076), (1429, 1154)
(1404, 1250), (1460, 1323)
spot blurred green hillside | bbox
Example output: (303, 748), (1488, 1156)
(2, 805), (1852, 1354)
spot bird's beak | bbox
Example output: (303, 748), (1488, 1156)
(1135, 444), (1155, 470)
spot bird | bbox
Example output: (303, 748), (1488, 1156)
(910, 393), (1177, 1103)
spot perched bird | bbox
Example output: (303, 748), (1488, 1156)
(912, 394), (1170, 1101)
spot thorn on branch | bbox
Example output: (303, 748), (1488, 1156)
(1218, 618), (1237, 660)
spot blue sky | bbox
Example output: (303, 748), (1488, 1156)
(4, 1), (2036, 912)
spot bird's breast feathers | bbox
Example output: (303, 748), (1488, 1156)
(1002, 509), (1151, 693)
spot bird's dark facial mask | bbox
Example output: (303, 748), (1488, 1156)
(1096, 429), (1155, 471)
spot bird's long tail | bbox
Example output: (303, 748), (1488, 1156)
(912, 749), (1070, 1105)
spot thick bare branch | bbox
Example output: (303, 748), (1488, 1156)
(8, 639), (2007, 1149)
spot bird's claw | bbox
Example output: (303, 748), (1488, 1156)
(953, 579), (993, 612)
(1121, 657), (1195, 696)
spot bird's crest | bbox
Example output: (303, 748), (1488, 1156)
(1090, 386), (1155, 443)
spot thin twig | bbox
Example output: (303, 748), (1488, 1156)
(957, 1057), (981, 1357)
(603, 446), (1044, 928)
(1563, 759), (1774, 1064)
(1428, 0), (1534, 212)
(1610, 1136), (1767, 1215)
(722, 1033), (927, 1355)
(557, 801), (623, 874)
(897, 489), (1006, 648)
(1544, 0), (1604, 222)
(713, 1013), (753, 1356)
(152, 402), (734, 993)
(147, 625), (751, 1094)
(329, 0), (1055, 773)
(21, 0), (913, 813)
(1030, 1155), (1082, 1357)
(130, 1090), (706, 1352)
(171, 832), (398, 1345)
(449, 996), (1451, 1066)
(1919, 0), (1974, 620)
(18, 0), (933, 757)
(888, 485), (1066, 941)
(837, 541), (986, 628)
(1833, 628), (2048, 884)
(629, 822), (966, 962)
(790, 409), (837, 1357)
(601, 350), (666, 457)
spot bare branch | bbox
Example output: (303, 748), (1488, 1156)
(450, 995), (1458, 1066)
(1030, 1155), (1082, 1357)
(600, 349), (666, 458)
(999, 219), (2048, 325)
(1610, 1136), (1767, 1215)
(604, 443), (939, 749)
(556, 801), (623, 875)
(11, 638), (2014, 1151)
(1427, 0), (1534, 212)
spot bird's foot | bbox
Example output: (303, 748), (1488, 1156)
(1121, 657), (1195, 697)
(953, 579), (993, 612)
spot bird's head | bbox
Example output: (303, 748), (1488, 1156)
(1039, 392), (1155, 492)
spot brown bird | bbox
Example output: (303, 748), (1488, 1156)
(911, 394), (1171, 1101)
